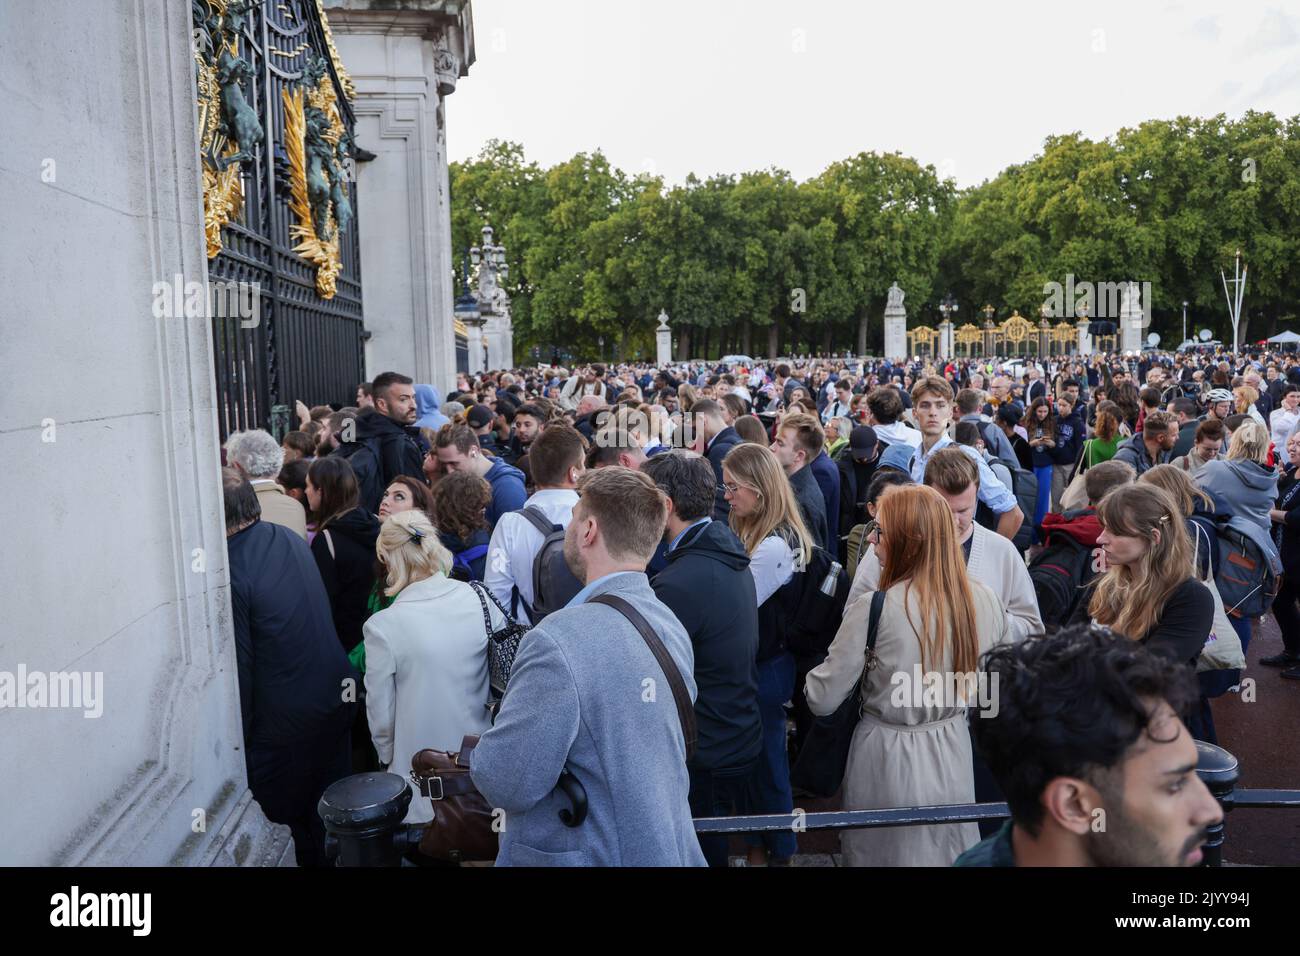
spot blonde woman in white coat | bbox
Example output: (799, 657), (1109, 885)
(363, 510), (504, 823)
(806, 484), (1010, 867)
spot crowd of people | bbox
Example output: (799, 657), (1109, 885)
(220, 346), (1300, 867)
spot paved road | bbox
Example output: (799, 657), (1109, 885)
(1208, 615), (1300, 866)
(758, 616), (1300, 866)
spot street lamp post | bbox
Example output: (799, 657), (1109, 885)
(938, 293), (958, 361)
(1182, 301), (1189, 347)
(470, 224), (512, 370)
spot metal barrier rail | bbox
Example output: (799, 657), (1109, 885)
(693, 789), (1300, 835)
(319, 740), (1300, 866)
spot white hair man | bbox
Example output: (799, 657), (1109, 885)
(225, 429), (306, 539)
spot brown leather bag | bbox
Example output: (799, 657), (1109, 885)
(409, 735), (499, 863)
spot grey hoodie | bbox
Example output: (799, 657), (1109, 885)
(1197, 458), (1277, 539)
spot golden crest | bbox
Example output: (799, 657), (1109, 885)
(196, 25), (244, 259)
(282, 84), (342, 299)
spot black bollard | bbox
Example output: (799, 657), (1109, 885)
(318, 772), (413, 867)
(1194, 741), (1239, 868)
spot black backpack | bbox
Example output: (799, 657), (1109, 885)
(334, 438), (384, 515)
(513, 507), (583, 623)
(1028, 528), (1096, 626)
(781, 545), (850, 656)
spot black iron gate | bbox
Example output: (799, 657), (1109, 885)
(194, 0), (365, 441)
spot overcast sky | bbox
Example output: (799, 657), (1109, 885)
(446, 0), (1300, 188)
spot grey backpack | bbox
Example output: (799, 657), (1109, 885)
(513, 507), (583, 623)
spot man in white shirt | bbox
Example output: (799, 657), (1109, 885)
(485, 424), (587, 623)
(559, 364), (608, 411)
(821, 378), (854, 425)
(911, 376), (1024, 541)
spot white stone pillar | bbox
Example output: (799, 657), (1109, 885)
(0, 0), (286, 864)
(1078, 320), (1093, 356)
(656, 310), (673, 366)
(466, 320), (486, 374)
(884, 304), (907, 360)
(1120, 281), (1145, 353)
(326, 1), (475, 395)
(939, 321), (954, 361)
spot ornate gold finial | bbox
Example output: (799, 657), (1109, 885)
(314, 0), (356, 101)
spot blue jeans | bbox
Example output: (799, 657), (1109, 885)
(746, 651), (798, 861)
(1032, 464), (1054, 543)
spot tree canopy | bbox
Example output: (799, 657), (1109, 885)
(451, 112), (1300, 361)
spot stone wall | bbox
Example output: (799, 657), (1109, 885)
(0, 0), (284, 865)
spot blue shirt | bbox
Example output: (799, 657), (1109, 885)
(669, 517), (711, 553)
(566, 570), (645, 608)
(912, 435), (1019, 515)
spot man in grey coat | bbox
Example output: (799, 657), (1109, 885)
(471, 466), (707, 866)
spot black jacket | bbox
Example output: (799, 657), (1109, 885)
(706, 426), (743, 521)
(227, 520), (357, 748)
(837, 456), (876, 537)
(651, 520), (763, 772)
(790, 464), (829, 558)
(1274, 466), (1300, 576)
(334, 410), (426, 515)
(310, 508), (382, 653)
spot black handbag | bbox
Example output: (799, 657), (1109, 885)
(789, 590), (885, 798)
(468, 582), (530, 696)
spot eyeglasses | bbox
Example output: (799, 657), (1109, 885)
(721, 482), (757, 497)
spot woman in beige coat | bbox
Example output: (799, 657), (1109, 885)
(806, 485), (1010, 866)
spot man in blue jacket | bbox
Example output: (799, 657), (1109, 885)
(434, 422), (527, 527)
(471, 467), (706, 866)
(644, 453), (762, 867)
(223, 469), (356, 867)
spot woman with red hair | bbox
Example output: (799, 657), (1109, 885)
(806, 484), (1011, 866)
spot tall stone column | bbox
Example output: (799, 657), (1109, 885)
(1078, 319), (1093, 356)
(0, 0), (287, 864)
(883, 283), (907, 360)
(939, 321), (954, 361)
(325, 0), (475, 395)
(656, 311), (673, 366)
(1120, 281), (1145, 353)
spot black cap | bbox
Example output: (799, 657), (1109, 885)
(849, 425), (878, 459)
(466, 404), (495, 429)
(997, 404), (1022, 426)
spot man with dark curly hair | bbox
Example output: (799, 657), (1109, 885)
(956, 626), (1222, 867)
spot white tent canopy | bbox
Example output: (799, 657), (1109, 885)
(1268, 330), (1300, 343)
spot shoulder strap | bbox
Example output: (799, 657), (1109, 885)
(865, 589), (886, 652)
(467, 581), (494, 633)
(516, 505), (556, 537)
(457, 543), (490, 563)
(590, 593), (697, 761)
